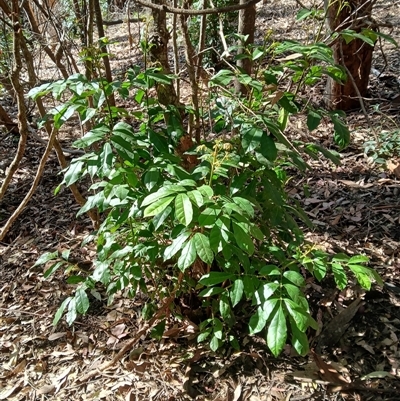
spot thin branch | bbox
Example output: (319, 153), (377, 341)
(133, 0), (262, 15)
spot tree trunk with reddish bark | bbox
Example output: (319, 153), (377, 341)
(325, 0), (375, 111)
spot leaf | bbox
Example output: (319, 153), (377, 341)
(332, 263), (347, 290)
(34, 251), (59, 267)
(143, 196), (174, 217)
(213, 318), (223, 339)
(187, 189), (204, 207)
(348, 255), (369, 264)
(267, 303), (287, 356)
(219, 292), (231, 320)
(193, 233), (214, 264)
(249, 307), (267, 334)
(199, 207), (221, 226)
(307, 110), (322, 131)
(210, 335), (220, 351)
(177, 238), (196, 271)
(199, 272), (235, 286)
(283, 298), (308, 332)
(290, 318), (309, 356)
(143, 169), (160, 191)
(232, 197), (254, 217)
(283, 270), (305, 287)
(175, 193), (193, 226)
(66, 298), (77, 326)
(230, 279), (244, 307)
(330, 113), (350, 149)
(210, 69), (235, 86)
(64, 160), (84, 186)
(53, 297), (71, 326)
(197, 184), (214, 199)
(259, 133), (277, 161)
(146, 71), (173, 85)
(242, 125), (263, 152)
(75, 288), (89, 314)
(164, 231), (191, 260)
(199, 287), (225, 297)
(44, 261), (66, 278)
(152, 206), (172, 231)
(232, 221), (254, 255)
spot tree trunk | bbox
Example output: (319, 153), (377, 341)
(234, 0), (256, 95)
(325, 0), (375, 111)
(149, 0), (180, 108)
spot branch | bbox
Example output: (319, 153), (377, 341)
(102, 17), (145, 25)
(133, 0), (262, 15)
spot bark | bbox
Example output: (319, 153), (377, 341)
(94, 0), (115, 107)
(325, 0), (375, 111)
(234, 0), (256, 95)
(0, 0), (29, 204)
(149, 0), (179, 108)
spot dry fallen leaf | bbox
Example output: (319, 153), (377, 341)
(311, 350), (351, 385)
(386, 159), (400, 178)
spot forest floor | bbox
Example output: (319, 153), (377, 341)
(1, 0), (400, 400)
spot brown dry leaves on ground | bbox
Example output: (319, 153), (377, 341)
(1, 0), (400, 400)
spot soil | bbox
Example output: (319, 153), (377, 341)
(1, 0), (400, 400)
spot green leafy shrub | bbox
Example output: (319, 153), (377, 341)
(30, 39), (382, 357)
(364, 129), (400, 165)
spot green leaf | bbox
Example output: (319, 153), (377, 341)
(199, 287), (225, 297)
(249, 307), (267, 334)
(307, 110), (322, 131)
(164, 231), (191, 260)
(98, 143), (114, 177)
(143, 196), (175, 217)
(197, 185), (214, 200)
(34, 251), (59, 267)
(187, 190), (204, 207)
(150, 320), (166, 340)
(283, 298), (308, 332)
(210, 335), (220, 351)
(290, 318), (309, 356)
(66, 298), (77, 326)
(74, 125), (110, 148)
(75, 288), (90, 314)
(152, 206), (172, 231)
(175, 193), (193, 226)
(53, 297), (71, 326)
(283, 270), (305, 287)
(199, 207), (221, 227)
(348, 265), (372, 290)
(64, 160), (85, 186)
(213, 318), (223, 339)
(242, 125), (263, 152)
(260, 133), (277, 161)
(267, 304), (287, 356)
(232, 197), (254, 217)
(177, 238), (196, 271)
(210, 69), (235, 86)
(330, 113), (350, 149)
(142, 187), (183, 207)
(146, 71), (173, 85)
(143, 169), (160, 191)
(199, 272), (235, 286)
(219, 292), (231, 320)
(348, 255), (369, 264)
(232, 221), (255, 255)
(198, 328), (212, 342)
(332, 263), (347, 290)
(193, 233), (214, 264)
(230, 279), (244, 307)
(44, 261), (66, 278)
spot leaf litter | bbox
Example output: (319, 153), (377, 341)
(1, 0), (400, 399)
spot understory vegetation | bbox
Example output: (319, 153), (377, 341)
(29, 15), (387, 356)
